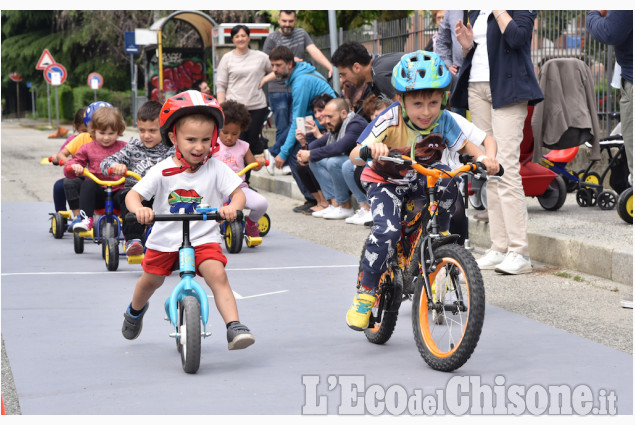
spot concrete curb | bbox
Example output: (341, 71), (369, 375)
(249, 171), (632, 285)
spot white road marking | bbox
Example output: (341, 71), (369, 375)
(1, 264), (358, 277)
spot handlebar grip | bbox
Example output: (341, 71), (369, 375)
(359, 146), (372, 161)
(495, 163), (504, 177)
(264, 160), (270, 166)
(125, 212), (139, 224)
(107, 167), (113, 175)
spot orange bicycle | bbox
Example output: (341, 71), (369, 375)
(356, 147), (503, 371)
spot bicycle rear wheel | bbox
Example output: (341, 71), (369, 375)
(412, 244), (485, 371)
(364, 269), (401, 344)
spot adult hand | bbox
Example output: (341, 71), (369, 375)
(297, 149), (310, 164)
(482, 157), (501, 176)
(448, 65), (459, 75)
(275, 154), (285, 169)
(296, 129), (307, 147)
(455, 19), (474, 50)
(598, 10), (608, 17)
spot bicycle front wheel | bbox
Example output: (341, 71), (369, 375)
(179, 296), (201, 374)
(412, 244), (485, 372)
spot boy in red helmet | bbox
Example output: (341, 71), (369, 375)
(122, 90), (254, 350)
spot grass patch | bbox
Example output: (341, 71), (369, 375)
(555, 271), (572, 278)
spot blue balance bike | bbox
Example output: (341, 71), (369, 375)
(127, 207), (243, 374)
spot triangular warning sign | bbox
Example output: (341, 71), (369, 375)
(36, 49), (56, 70)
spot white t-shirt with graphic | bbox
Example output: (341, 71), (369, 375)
(133, 157), (242, 251)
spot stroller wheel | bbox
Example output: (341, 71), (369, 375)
(576, 188), (593, 207)
(597, 190), (618, 211)
(617, 187), (633, 224)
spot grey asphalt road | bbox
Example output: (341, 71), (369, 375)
(1, 119), (633, 416)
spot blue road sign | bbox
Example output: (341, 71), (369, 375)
(125, 32), (139, 54)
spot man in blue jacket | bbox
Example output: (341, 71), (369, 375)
(296, 98), (369, 220)
(587, 10), (633, 177)
(269, 45), (337, 203)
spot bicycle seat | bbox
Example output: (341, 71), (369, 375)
(95, 208), (121, 216)
(543, 146), (579, 163)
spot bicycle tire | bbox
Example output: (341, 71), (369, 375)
(224, 220), (243, 253)
(51, 213), (65, 239)
(258, 213), (271, 237)
(617, 187), (633, 224)
(73, 232), (84, 254)
(412, 243), (485, 372)
(180, 296), (201, 374)
(356, 235), (401, 345)
(537, 176), (567, 211)
(105, 238), (119, 271)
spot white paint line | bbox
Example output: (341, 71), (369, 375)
(208, 290), (289, 300)
(1, 264), (358, 277)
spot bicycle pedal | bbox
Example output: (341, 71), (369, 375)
(203, 331), (211, 337)
(246, 236), (263, 247)
(169, 332), (179, 338)
(127, 254), (144, 264)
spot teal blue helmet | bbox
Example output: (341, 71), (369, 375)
(391, 51), (451, 92)
(83, 101), (113, 126)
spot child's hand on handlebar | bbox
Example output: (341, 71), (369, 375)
(219, 204), (238, 221)
(70, 164), (84, 176)
(480, 157), (501, 176)
(109, 163), (128, 176)
(369, 143), (390, 162)
(134, 206), (154, 225)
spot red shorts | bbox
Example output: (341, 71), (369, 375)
(141, 243), (227, 277)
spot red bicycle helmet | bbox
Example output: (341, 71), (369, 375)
(159, 90), (225, 175)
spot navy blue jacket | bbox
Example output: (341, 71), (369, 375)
(586, 10), (632, 83)
(451, 10), (544, 110)
(308, 113), (368, 162)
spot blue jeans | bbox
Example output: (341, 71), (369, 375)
(342, 159), (368, 205)
(268, 92), (292, 158)
(287, 143), (315, 201)
(309, 155), (350, 204)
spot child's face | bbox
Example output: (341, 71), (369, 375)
(94, 127), (118, 148)
(77, 123), (88, 133)
(219, 122), (242, 147)
(403, 91), (443, 130)
(137, 119), (162, 148)
(170, 118), (215, 168)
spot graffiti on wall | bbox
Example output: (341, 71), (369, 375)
(147, 50), (206, 101)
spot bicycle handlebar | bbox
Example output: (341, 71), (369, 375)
(48, 157), (65, 166)
(236, 160), (269, 177)
(106, 166), (142, 181)
(65, 165), (126, 186)
(125, 209), (243, 224)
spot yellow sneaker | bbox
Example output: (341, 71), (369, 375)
(346, 293), (377, 331)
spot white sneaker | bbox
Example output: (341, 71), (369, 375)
(312, 205), (335, 218)
(263, 150), (276, 175)
(323, 206), (355, 220)
(494, 251), (532, 275)
(281, 165), (292, 175)
(476, 249), (506, 270)
(345, 208), (373, 225)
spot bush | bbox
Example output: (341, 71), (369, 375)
(35, 84), (73, 122)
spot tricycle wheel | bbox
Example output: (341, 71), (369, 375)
(73, 232), (84, 254)
(179, 296), (201, 374)
(597, 190), (618, 211)
(224, 220), (243, 253)
(617, 187), (633, 224)
(51, 213), (65, 239)
(105, 238), (119, 271)
(537, 176), (567, 211)
(258, 213), (271, 237)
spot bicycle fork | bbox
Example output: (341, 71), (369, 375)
(165, 220), (211, 338)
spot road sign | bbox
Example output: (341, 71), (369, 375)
(44, 63), (67, 86)
(125, 31), (139, 54)
(36, 49), (56, 70)
(87, 72), (104, 89)
(9, 72), (22, 82)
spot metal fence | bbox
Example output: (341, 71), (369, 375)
(314, 10), (620, 137)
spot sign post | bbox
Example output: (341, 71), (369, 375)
(125, 31), (140, 127)
(87, 72), (103, 103)
(9, 73), (22, 119)
(27, 81), (35, 118)
(36, 49), (55, 127)
(44, 63), (68, 138)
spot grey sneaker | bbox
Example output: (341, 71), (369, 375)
(122, 303), (149, 340)
(226, 322), (255, 350)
